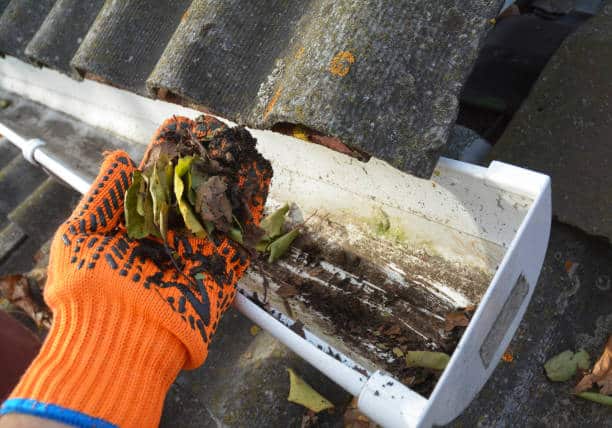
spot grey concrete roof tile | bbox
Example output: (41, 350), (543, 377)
(25, 0), (104, 78)
(71, 0), (192, 94)
(0, 0), (504, 177)
(0, 0), (55, 61)
(489, 4), (612, 240)
(149, 0), (504, 177)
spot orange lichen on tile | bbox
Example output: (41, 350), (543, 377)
(294, 46), (305, 60)
(181, 8), (190, 23)
(329, 51), (355, 77)
(263, 86), (283, 120)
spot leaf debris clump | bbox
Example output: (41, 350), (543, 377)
(124, 118), (298, 261)
(126, 123), (258, 245)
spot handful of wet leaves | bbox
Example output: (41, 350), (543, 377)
(124, 120), (298, 261)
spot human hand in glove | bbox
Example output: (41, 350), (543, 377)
(0, 116), (272, 428)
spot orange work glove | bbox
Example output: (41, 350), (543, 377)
(1, 116), (272, 427)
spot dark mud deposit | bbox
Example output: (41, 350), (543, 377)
(249, 222), (486, 397)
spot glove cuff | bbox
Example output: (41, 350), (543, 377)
(2, 293), (186, 428)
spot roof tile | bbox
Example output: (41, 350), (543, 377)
(0, 0), (503, 177)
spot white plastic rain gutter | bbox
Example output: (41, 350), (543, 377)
(0, 47), (551, 426)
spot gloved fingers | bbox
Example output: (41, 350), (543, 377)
(166, 230), (250, 293)
(236, 154), (273, 226)
(191, 115), (228, 141)
(64, 151), (136, 235)
(140, 116), (195, 169)
(149, 230), (248, 344)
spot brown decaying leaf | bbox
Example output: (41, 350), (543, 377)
(343, 397), (376, 428)
(444, 311), (470, 331)
(300, 410), (318, 428)
(276, 284), (299, 298)
(384, 324), (401, 336)
(194, 176), (233, 232)
(575, 336), (612, 395)
(0, 274), (51, 329)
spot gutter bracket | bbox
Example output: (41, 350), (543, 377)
(22, 138), (45, 165)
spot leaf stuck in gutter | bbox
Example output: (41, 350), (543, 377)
(253, 203), (300, 263)
(405, 351), (450, 371)
(268, 229), (300, 263)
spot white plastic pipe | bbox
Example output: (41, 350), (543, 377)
(32, 149), (91, 194)
(234, 293), (366, 395)
(0, 122), (91, 194)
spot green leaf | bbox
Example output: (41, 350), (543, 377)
(159, 201), (169, 239)
(195, 273), (205, 280)
(136, 174), (146, 216)
(124, 171), (147, 239)
(268, 229), (299, 263)
(175, 156), (194, 179)
(405, 351), (450, 371)
(143, 189), (160, 238)
(204, 220), (215, 235)
(163, 161), (174, 201)
(233, 215), (244, 233)
(228, 227), (243, 244)
(286, 368), (334, 413)
(576, 392), (612, 407)
(575, 349), (591, 370)
(149, 162), (166, 227)
(186, 169), (196, 205)
(260, 203), (290, 240)
(544, 350), (591, 382)
(255, 239), (270, 253)
(174, 157), (206, 237)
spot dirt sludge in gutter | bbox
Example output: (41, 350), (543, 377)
(258, 234), (468, 397)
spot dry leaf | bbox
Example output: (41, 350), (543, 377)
(287, 368), (334, 413)
(444, 311), (469, 331)
(250, 325), (261, 336)
(194, 176), (233, 231)
(575, 336), (612, 394)
(405, 351), (450, 371)
(384, 324), (401, 336)
(392, 347), (404, 358)
(277, 284), (299, 298)
(0, 274), (51, 329)
(343, 397), (376, 428)
(300, 410), (318, 428)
